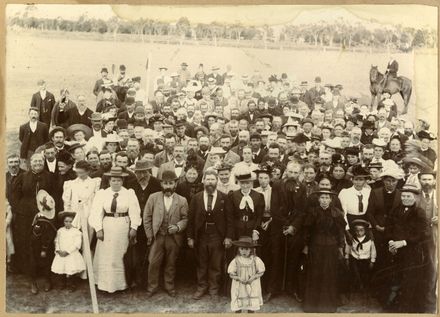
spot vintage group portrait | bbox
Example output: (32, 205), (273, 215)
(3, 3), (438, 314)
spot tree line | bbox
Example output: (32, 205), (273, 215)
(7, 12), (437, 51)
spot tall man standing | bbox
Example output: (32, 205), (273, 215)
(30, 80), (55, 126)
(19, 107), (49, 168)
(125, 160), (162, 289)
(144, 170), (188, 298)
(187, 168), (233, 300)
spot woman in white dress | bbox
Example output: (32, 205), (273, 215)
(88, 166), (141, 293)
(62, 160), (101, 241)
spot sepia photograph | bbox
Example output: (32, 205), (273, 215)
(4, 3), (438, 314)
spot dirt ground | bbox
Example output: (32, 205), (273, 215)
(6, 271), (382, 313)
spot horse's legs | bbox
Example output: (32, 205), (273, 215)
(401, 86), (412, 115)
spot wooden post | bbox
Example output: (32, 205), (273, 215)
(145, 53), (152, 103)
(79, 203), (99, 314)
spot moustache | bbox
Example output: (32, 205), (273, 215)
(162, 188), (174, 194)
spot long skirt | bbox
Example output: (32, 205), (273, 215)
(303, 244), (340, 313)
(93, 216), (129, 293)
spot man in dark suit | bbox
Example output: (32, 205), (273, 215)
(385, 57), (399, 78)
(366, 168), (404, 271)
(117, 96), (136, 121)
(187, 168), (233, 300)
(417, 169), (437, 313)
(19, 107), (49, 167)
(42, 142), (58, 175)
(240, 100), (258, 124)
(281, 161), (308, 302)
(303, 76), (325, 108)
(30, 80), (55, 126)
(249, 132), (267, 164)
(254, 166), (288, 302)
(125, 160), (162, 288)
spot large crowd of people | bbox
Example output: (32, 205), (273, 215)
(6, 60), (438, 313)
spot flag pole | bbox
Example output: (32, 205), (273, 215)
(145, 53), (152, 104)
(79, 203), (99, 313)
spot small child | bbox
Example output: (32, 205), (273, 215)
(345, 219), (376, 294)
(51, 211), (86, 292)
(228, 236), (265, 313)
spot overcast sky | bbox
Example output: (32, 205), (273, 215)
(6, 4), (437, 29)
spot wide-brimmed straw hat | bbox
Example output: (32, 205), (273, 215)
(232, 236), (260, 248)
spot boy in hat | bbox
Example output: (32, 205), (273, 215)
(345, 219), (376, 295)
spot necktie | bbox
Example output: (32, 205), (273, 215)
(358, 193), (363, 213)
(425, 192), (430, 200)
(111, 193), (119, 213)
(207, 194), (213, 212)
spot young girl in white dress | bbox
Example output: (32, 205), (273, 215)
(51, 211), (86, 292)
(228, 236), (265, 313)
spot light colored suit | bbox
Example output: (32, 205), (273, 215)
(143, 191), (188, 292)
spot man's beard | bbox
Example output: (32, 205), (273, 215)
(204, 184), (216, 193)
(162, 188), (174, 195)
(199, 145), (209, 152)
(422, 183), (433, 192)
(9, 166), (19, 174)
(404, 130), (413, 136)
(102, 163), (112, 171)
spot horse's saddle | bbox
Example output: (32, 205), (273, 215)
(381, 75), (404, 90)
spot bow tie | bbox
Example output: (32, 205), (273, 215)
(175, 164), (184, 168)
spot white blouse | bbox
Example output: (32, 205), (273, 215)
(88, 187), (141, 232)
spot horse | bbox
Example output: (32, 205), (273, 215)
(369, 65), (412, 114)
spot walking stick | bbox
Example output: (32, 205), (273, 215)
(145, 53), (152, 103)
(282, 230), (288, 292)
(79, 202), (99, 314)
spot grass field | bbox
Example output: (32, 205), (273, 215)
(6, 31), (438, 156)
(4, 30), (438, 313)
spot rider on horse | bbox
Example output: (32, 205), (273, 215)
(382, 57), (399, 87)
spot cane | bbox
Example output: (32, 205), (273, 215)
(282, 232), (288, 292)
(79, 202), (99, 313)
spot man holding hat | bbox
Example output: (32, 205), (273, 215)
(381, 184), (428, 312)
(144, 170), (188, 298)
(366, 165), (404, 270)
(187, 168), (233, 300)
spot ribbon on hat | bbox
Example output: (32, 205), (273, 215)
(239, 195), (254, 212)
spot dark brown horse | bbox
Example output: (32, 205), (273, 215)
(370, 65), (412, 114)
